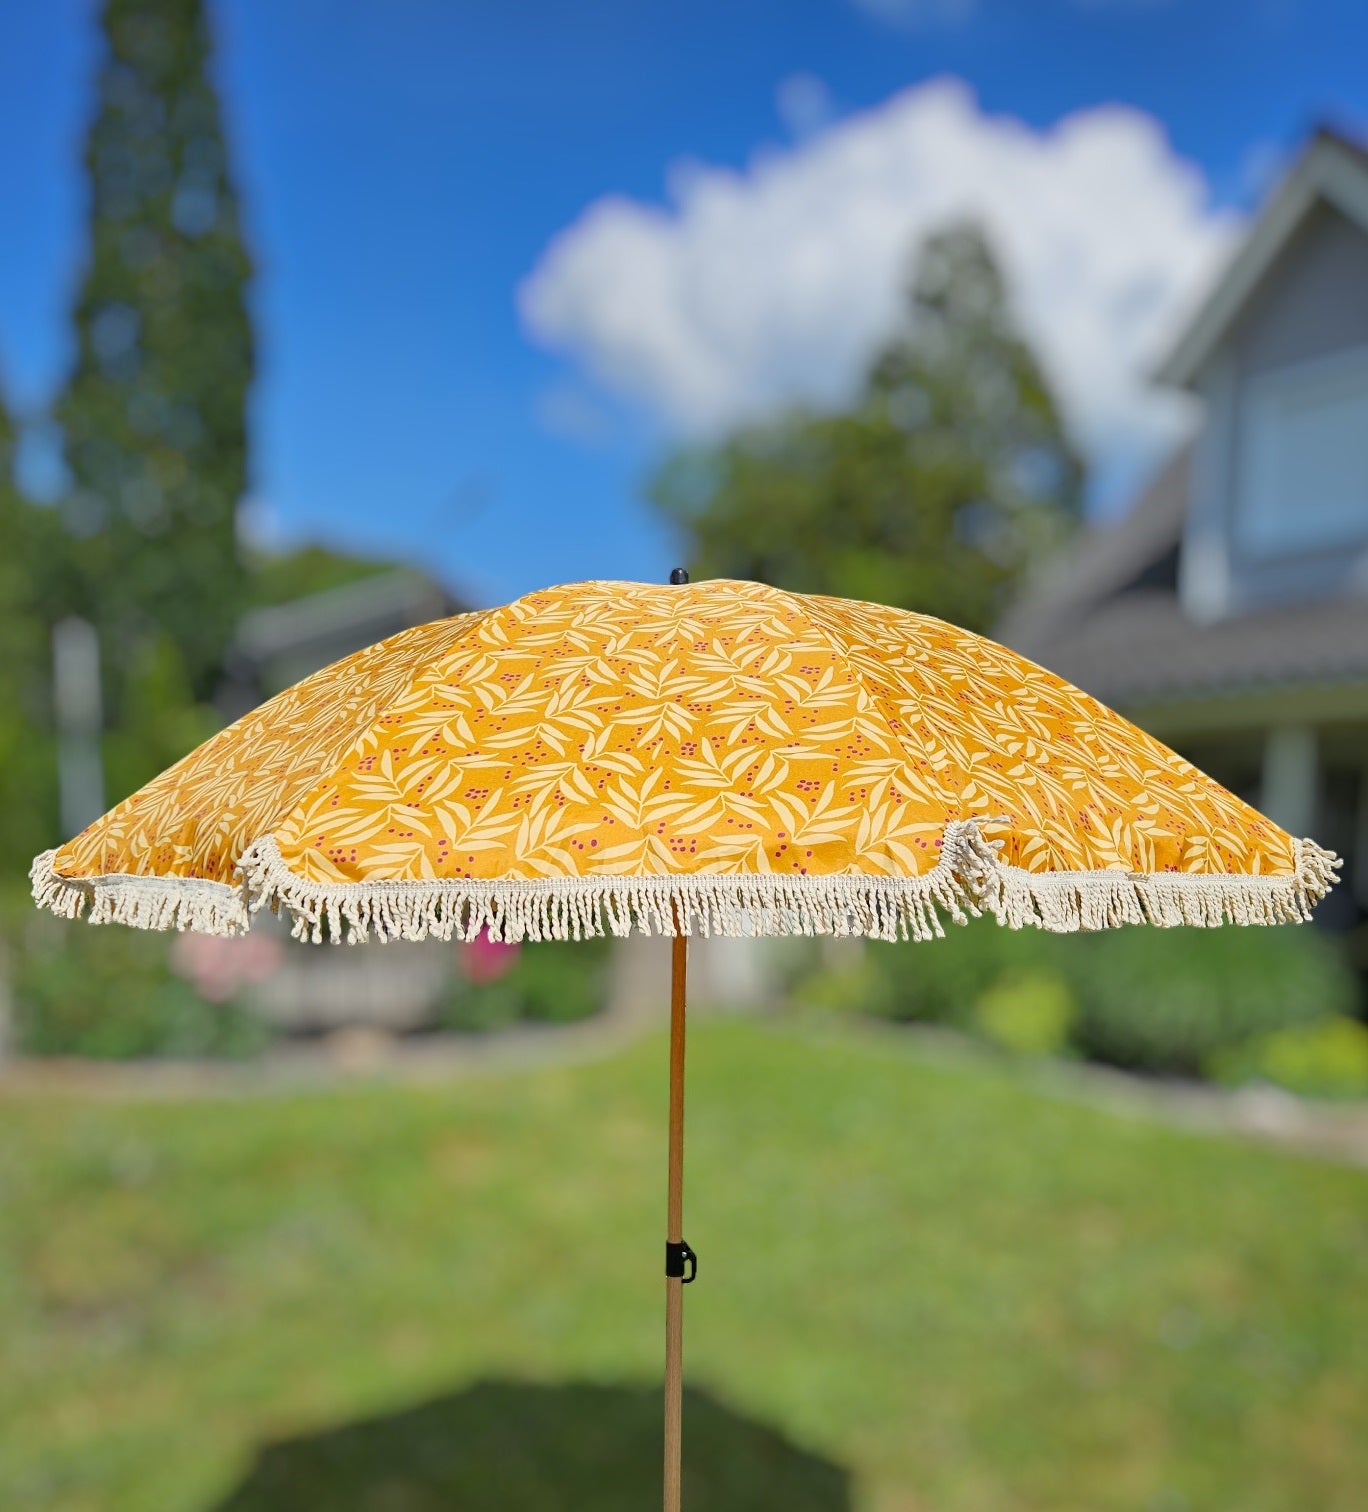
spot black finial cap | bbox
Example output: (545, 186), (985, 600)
(669, 567), (689, 585)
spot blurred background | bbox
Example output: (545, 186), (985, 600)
(1, 2), (1366, 1509)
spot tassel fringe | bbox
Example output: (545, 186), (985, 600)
(29, 850), (251, 937)
(234, 825), (994, 945)
(982, 837), (1342, 933)
(31, 825), (1341, 945)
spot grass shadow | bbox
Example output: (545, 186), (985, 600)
(210, 1378), (853, 1510)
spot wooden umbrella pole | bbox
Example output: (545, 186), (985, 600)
(663, 930), (692, 1512)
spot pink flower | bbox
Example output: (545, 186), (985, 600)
(169, 932), (284, 1003)
(461, 930), (520, 984)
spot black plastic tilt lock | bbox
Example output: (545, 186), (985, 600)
(665, 1239), (698, 1284)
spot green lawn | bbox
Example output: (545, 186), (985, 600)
(1, 1020), (1365, 1512)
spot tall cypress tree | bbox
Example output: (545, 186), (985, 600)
(0, 383), (60, 867)
(58, 0), (253, 704)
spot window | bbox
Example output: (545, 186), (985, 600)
(1236, 346), (1368, 557)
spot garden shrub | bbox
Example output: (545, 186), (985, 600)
(851, 920), (1070, 1027)
(1064, 924), (1356, 1076)
(796, 915), (1359, 1079)
(973, 969), (1076, 1059)
(12, 919), (272, 1060)
(440, 933), (612, 1033)
(790, 947), (911, 1020)
(1208, 1016), (1368, 1100)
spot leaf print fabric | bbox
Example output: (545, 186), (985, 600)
(52, 578), (1301, 890)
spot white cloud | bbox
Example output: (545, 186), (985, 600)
(519, 78), (1241, 504)
(775, 72), (835, 139)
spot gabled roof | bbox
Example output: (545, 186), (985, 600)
(997, 442), (1368, 709)
(1158, 127), (1368, 389)
(234, 568), (460, 666)
(996, 125), (1368, 712)
(1001, 578), (1368, 710)
(996, 445), (1188, 649)
(223, 568), (467, 709)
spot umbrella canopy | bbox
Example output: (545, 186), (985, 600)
(33, 577), (1338, 941)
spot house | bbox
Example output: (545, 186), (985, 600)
(220, 566), (465, 715)
(998, 126), (1368, 943)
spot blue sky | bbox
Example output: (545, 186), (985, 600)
(0, 0), (1365, 608)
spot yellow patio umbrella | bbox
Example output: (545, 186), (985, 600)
(32, 574), (1340, 1512)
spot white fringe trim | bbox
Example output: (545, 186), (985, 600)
(31, 826), (1340, 945)
(235, 824), (995, 945)
(29, 850), (251, 937)
(982, 837), (1342, 933)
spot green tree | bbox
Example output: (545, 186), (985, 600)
(650, 221), (1083, 631)
(243, 543), (400, 611)
(0, 387), (61, 875)
(56, 0), (253, 706)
